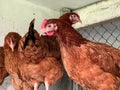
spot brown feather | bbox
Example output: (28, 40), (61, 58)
(4, 32), (23, 90)
(19, 30), (49, 64)
(40, 35), (61, 61)
(0, 47), (8, 84)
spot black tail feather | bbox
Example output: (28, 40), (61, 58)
(23, 18), (36, 49)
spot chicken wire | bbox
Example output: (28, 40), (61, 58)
(72, 18), (120, 90)
(78, 19), (120, 49)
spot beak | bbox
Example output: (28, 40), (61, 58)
(9, 38), (15, 52)
(9, 43), (14, 52)
(11, 46), (14, 52)
(40, 29), (46, 36)
(79, 19), (82, 23)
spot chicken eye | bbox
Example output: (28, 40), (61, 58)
(47, 24), (52, 28)
(73, 15), (77, 18)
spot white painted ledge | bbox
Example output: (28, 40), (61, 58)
(73, 0), (120, 29)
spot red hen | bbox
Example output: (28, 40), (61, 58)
(41, 19), (120, 90)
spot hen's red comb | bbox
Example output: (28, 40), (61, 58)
(41, 19), (47, 29)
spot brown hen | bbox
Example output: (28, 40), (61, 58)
(18, 19), (63, 90)
(4, 32), (31, 90)
(0, 47), (8, 84)
(41, 19), (120, 90)
(39, 13), (81, 90)
(4, 32), (23, 90)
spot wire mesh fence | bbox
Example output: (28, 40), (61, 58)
(72, 18), (120, 90)
(78, 19), (120, 49)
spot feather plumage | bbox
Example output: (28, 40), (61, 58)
(41, 19), (120, 90)
(18, 19), (63, 90)
(0, 47), (8, 84)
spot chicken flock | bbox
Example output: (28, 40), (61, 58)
(0, 12), (120, 90)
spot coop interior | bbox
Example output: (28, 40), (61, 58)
(0, 0), (120, 90)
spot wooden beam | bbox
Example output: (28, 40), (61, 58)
(73, 0), (120, 29)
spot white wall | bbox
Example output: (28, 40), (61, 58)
(0, 0), (59, 46)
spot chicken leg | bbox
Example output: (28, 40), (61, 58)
(45, 81), (49, 90)
(34, 83), (39, 90)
